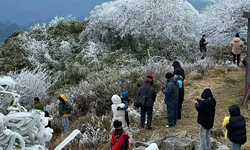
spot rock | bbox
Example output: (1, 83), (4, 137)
(135, 141), (150, 148)
(147, 138), (165, 147)
(211, 128), (224, 139)
(162, 131), (196, 150)
(133, 146), (147, 150)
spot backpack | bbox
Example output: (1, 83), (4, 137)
(174, 75), (183, 88)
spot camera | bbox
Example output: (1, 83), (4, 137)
(194, 98), (201, 103)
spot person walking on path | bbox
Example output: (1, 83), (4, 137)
(162, 72), (178, 128)
(231, 33), (244, 66)
(199, 35), (208, 59)
(111, 120), (130, 150)
(193, 88), (216, 150)
(136, 78), (156, 130)
(226, 104), (247, 150)
(117, 91), (130, 127)
(34, 97), (44, 111)
(58, 94), (73, 132)
(172, 61), (185, 121)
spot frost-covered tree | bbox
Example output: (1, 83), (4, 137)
(80, 0), (201, 59)
(0, 76), (53, 150)
(7, 66), (56, 109)
(200, 0), (250, 45)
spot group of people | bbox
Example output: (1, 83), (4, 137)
(199, 33), (247, 67)
(33, 95), (73, 132)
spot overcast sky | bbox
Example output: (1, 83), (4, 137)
(0, 0), (211, 25)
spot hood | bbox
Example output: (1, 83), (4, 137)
(233, 37), (241, 42)
(229, 104), (241, 117)
(111, 94), (121, 104)
(201, 88), (213, 99)
(121, 91), (128, 98)
(172, 61), (180, 69)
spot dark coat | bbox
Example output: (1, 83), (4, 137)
(162, 78), (178, 105)
(136, 85), (156, 107)
(226, 105), (247, 144)
(172, 61), (185, 95)
(199, 38), (207, 52)
(195, 89), (216, 129)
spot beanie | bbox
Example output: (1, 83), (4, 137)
(34, 97), (40, 101)
(165, 72), (173, 79)
(146, 74), (153, 79)
(121, 91), (128, 98)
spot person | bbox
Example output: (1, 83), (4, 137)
(226, 104), (247, 150)
(58, 94), (73, 132)
(136, 74), (154, 87)
(162, 72), (178, 128)
(136, 78), (156, 130)
(111, 94), (128, 129)
(111, 120), (130, 150)
(172, 61), (185, 121)
(199, 35), (208, 59)
(44, 111), (53, 128)
(193, 88), (216, 150)
(34, 97), (44, 111)
(231, 33), (243, 66)
(117, 91), (130, 127)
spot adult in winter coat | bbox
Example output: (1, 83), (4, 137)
(111, 94), (128, 129)
(162, 72), (179, 127)
(34, 97), (44, 111)
(172, 60), (185, 121)
(193, 88), (216, 150)
(117, 91), (130, 127)
(226, 105), (247, 150)
(136, 78), (157, 130)
(58, 94), (73, 132)
(111, 120), (130, 150)
(231, 33), (244, 66)
(199, 35), (208, 59)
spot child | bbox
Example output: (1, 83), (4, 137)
(117, 91), (130, 127)
(226, 104), (246, 150)
(111, 120), (130, 150)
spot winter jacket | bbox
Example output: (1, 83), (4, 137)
(231, 37), (243, 55)
(195, 89), (216, 129)
(111, 95), (127, 129)
(226, 105), (247, 144)
(172, 61), (185, 96)
(34, 102), (44, 111)
(199, 38), (207, 52)
(111, 132), (129, 150)
(136, 85), (156, 107)
(120, 98), (129, 110)
(162, 78), (178, 105)
(59, 97), (72, 117)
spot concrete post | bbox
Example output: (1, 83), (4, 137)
(243, 11), (250, 91)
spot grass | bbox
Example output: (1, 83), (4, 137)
(48, 66), (250, 150)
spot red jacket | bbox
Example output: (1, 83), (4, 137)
(111, 132), (129, 150)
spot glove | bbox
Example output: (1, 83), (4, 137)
(117, 107), (122, 111)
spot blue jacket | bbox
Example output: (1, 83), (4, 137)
(162, 78), (178, 105)
(121, 98), (129, 110)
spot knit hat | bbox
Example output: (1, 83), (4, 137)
(146, 74), (153, 79)
(121, 91), (128, 98)
(113, 120), (122, 128)
(165, 72), (173, 79)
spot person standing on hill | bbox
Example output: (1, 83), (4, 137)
(226, 104), (247, 150)
(193, 88), (216, 150)
(58, 94), (73, 132)
(111, 120), (130, 150)
(34, 97), (44, 111)
(136, 78), (157, 130)
(172, 61), (185, 121)
(117, 91), (130, 127)
(162, 72), (178, 128)
(231, 33), (244, 66)
(199, 35), (208, 59)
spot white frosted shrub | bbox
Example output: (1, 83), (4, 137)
(7, 66), (56, 109)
